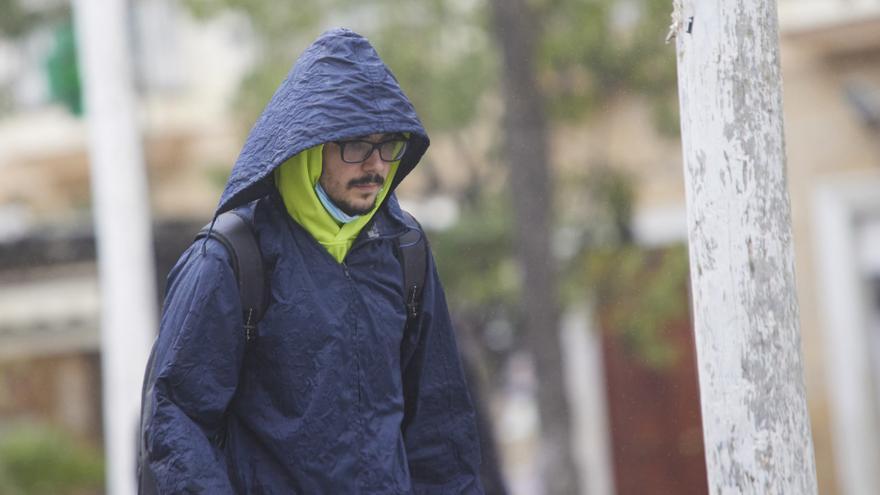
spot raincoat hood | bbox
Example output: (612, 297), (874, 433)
(216, 27), (430, 215)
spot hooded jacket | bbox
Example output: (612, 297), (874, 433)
(141, 28), (483, 494)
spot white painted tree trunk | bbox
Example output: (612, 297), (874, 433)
(671, 1), (819, 493)
(72, 2), (157, 494)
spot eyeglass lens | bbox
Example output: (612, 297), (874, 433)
(340, 140), (407, 163)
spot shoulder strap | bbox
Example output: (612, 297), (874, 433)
(195, 211), (267, 342)
(138, 211), (265, 493)
(396, 211), (428, 326)
(137, 344), (159, 495)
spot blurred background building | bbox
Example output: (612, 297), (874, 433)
(0, 0), (879, 493)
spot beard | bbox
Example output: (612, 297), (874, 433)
(332, 173), (386, 216)
(336, 196), (379, 216)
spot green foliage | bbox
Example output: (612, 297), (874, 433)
(181, 0), (680, 141)
(46, 20), (82, 116)
(205, 162), (235, 190)
(0, 2), (81, 116)
(185, 0), (322, 38)
(183, 0), (323, 125)
(0, 0), (71, 39)
(556, 165), (637, 261)
(559, 166), (690, 370)
(0, 0), (33, 38)
(0, 85), (13, 115)
(368, 15), (495, 132)
(183, 0), (494, 133)
(230, 61), (293, 129)
(0, 423), (104, 495)
(430, 193), (517, 312)
(585, 245), (689, 370)
(585, 165), (637, 243)
(538, 0), (680, 133)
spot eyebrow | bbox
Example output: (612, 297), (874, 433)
(350, 133), (406, 142)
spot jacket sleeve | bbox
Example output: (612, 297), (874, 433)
(401, 252), (484, 494)
(142, 240), (246, 494)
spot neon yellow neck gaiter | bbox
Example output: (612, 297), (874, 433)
(274, 145), (399, 263)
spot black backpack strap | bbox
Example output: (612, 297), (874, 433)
(137, 345), (159, 495)
(139, 211), (266, 493)
(396, 210), (428, 329)
(195, 210), (267, 342)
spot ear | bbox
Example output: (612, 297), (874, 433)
(317, 145), (330, 180)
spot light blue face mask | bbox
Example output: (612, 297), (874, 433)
(315, 182), (362, 224)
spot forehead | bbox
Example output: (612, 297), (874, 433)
(348, 132), (405, 142)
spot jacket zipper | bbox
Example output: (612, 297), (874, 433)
(342, 261), (363, 407)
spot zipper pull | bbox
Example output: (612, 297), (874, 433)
(244, 308), (257, 342)
(406, 285), (419, 319)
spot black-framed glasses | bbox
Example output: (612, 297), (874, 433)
(333, 138), (408, 164)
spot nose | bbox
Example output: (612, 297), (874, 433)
(361, 147), (384, 171)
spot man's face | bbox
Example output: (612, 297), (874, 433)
(319, 133), (398, 216)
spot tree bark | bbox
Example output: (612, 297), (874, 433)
(672, 0), (819, 493)
(488, 1), (581, 493)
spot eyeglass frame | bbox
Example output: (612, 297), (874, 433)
(330, 136), (409, 164)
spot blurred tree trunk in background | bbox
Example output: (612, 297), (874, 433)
(488, 1), (580, 493)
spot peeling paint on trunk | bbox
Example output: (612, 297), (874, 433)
(673, 1), (819, 493)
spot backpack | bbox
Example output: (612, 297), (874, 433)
(193, 210), (428, 341)
(137, 209), (428, 494)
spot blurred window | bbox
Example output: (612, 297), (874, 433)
(844, 82), (880, 129)
(859, 216), (880, 407)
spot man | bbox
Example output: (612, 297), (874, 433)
(140, 28), (484, 493)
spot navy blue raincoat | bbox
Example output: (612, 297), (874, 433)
(141, 28), (483, 494)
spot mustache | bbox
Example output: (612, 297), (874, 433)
(348, 174), (385, 188)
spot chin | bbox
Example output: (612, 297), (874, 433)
(348, 197), (378, 214)
(341, 201), (375, 217)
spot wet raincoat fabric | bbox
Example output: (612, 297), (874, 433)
(141, 28), (483, 494)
